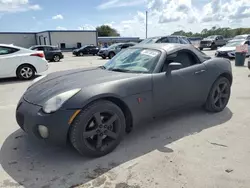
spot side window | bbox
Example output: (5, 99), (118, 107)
(247, 36), (250, 40)
(157, 37), (169, 43)
(168, 37), (179, 43)
(0, 46), (19, 55)
(44, 47), (52, 51)
(244, 41), (250, 45)
(161, 51), (199, 72)
(37, 47), (44, 51)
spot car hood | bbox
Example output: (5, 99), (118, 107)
(201, 39), (214, 42)
(24, 67), (143, 105)
(217, 46), (235, 52)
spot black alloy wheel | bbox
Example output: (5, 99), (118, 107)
(70, 100), (125, 157)
(204, 77), (231, 112)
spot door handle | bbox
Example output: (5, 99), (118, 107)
(195, 70), (206, 74)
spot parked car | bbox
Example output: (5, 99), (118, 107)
(215, 40), (250, 59)
(199, 35), (227, 50)
(0, 44), (48, 80)
(72, 45), (100, 56)
(97, 42), (135, 59)
(29, 45), (64, 62)
(232, 34), (250, 41)
(139, 35), (192, 45)
(16, 43), (232, 157)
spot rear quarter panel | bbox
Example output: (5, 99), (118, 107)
(21, 55), (48, 74)
(203, 57), (232, 89)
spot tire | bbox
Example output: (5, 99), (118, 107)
(108, 52), (115, 59)
(53, 55), (60, 62)
(79, 52), (84, 56)
(211, 43), (217, 50)
(17, 65), (35, 80)
(102, 56), (106, 59)
(70, 100), (126, 157)
(204, 77), (231, 112)
(199, 47), (203, 50)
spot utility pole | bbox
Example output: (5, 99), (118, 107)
(146, 11), (148, 39)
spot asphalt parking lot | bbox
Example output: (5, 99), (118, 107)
(0, 50), (250, 188)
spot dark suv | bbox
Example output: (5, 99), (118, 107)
(72, 45), (100, 56)
(140, 35), (192, 45)
(29, 45), (64, 62)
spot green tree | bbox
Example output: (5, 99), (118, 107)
(96, 25), (120, 37)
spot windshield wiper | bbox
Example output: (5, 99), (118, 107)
(109, 68), (130, 72)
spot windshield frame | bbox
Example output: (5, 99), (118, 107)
(103, 47), (162, 74)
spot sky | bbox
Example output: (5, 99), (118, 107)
(0, 0), (250, 38)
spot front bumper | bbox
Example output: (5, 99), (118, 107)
(199, 43), (212, 48)
(97, 51), (107, 57)
(16, 98), (77, 146)
(215, 51), (235, 58)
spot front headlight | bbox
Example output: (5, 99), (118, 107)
(28, 75), (47, 88)
(43, 88), (81, 113)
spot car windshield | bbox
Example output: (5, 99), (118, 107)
(80, 45), (87, 49)
(225, 40), (244, 47)
(139, 37), (161, 44)
(206, 36), (217, 39)
(103, 48), (161, 73)
(233, 35), (247, 40)
(107, 43), (122, 50)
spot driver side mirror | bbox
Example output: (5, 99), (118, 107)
(166, 62), (182, 74)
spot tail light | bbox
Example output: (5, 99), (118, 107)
(30, 52), (44, 58)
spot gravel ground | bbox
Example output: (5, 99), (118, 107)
(0, 50), (249, 188)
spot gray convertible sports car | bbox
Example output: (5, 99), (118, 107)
(16, 43), (232, 157)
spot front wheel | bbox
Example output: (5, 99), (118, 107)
(17, 65), (35, 80)
(79, 52), (84, 56)
(70, 100), (126, 157)
(108, 52), (115, 59)
(204, 77), (231, 112)
(211, 43), (217, 50)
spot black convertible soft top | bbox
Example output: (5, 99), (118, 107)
(132, 43), (211, 63)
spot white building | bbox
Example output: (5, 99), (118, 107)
(0, 30), (98, 49)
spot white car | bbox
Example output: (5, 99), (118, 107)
(0, 44), (48, 80)
(215, 40), (250, 58)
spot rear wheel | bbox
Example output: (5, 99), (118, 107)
(17, 65), (35, 80)
(204, 77), (231, 112)
(53, 55), (60, 62)
(70, 100), (126, 157)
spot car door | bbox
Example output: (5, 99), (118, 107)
(44, 46), (53, 60)
(0, 46), (21, 77)
(152, 50), (209, 114)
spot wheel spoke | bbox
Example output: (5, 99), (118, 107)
(105, 115), (117, 126)
(221, 83), (227, 92)
(96, 135), (103, 148)
(83, 129), (97, 138)
(218, 98), (223, 107)
(94, 112), (102, 126)
(216, 87), (221, 93)
(214, 95), (220, 103)
(105, 130), (118, 139)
